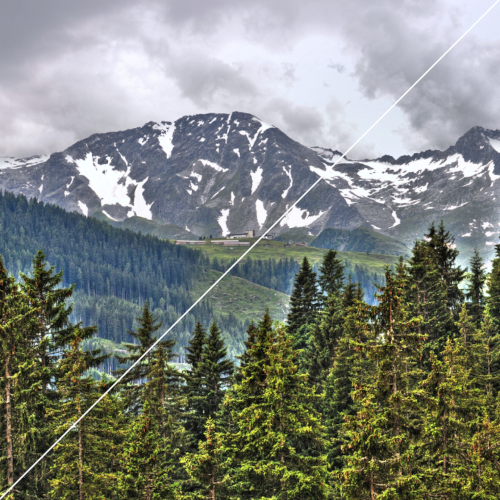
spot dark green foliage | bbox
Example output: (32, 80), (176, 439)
(47, 329), (121, 500)
(114, 303), (182, 415)
(424, 220), (466, 318)
(221, 315), (331, 499)
(287, 256), (319, 348)
(198, 321), (234, 422)
(0, 191), (213, 348)
(317, 249), (345, 300)
(466, 248), (487, 326)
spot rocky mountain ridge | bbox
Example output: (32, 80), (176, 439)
(1, 112), (500, 260)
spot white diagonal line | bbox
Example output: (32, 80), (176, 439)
(2, 0), (499, 496)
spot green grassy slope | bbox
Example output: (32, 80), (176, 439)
(188, 238), (399, 273)
(191, 268), (290, 324)
(310, 226), (410, 256)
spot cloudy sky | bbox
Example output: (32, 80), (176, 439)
(1, 0), (499, 159)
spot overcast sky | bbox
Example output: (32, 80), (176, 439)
(1, 0), (499, 159)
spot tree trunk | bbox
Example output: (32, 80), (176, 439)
(79, 404), (84, 500)
(6, 350), (14, 487)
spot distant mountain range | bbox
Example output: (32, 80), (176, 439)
(2, 111), (500, 261)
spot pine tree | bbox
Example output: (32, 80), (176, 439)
(181, 418), (226, 500)
(478, 305), (500, 399)
(419, 338), (485, 498)
(317, 249), (345, 301)
(199, 320), (234, 423)
(184, 320), (207, 445)
(223, 316), (331, 499)
(114, 303), (180, 415)
(0, 258), (26, 493)
(19, 251), (80, 497)
(466, 248), (487, 326)
(47, 327), (119, 500)
(306, 291), (344, 391)
(407, 238), (454, 364)
(287, 256), (319, 350)
(20, 250), (75, 394)
(424, 221), (465, 319)
(324, 282), (369, 477)
(339, 265), (424, 499)
(120, 399), (182, 500)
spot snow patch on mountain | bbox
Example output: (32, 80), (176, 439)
(218, 209), (230, 236)
(199, 159), (229, 173)
(389, 211), (400, 228)
(0, 155), (49, 169)
(255, 199), (267, 228)
(78, 201), (88, 217)
(280, 206), (325, 228)
(67, 153), (133, 207)
(282, 166), (293, 198)
(102, 210), (118, 221)
(130, 177), (153, 219)
(153, 122), (175, 159)
(488, 137), (500, 153)
(250, 167), (263, 194)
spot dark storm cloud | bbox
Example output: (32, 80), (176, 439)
(0, 0), (499, 157)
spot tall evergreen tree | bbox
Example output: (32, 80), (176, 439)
(0, 258), (26, 493)
(419, 338), (486, 498)
(317, 249), (345, 300)
(424, 221), (466, 318)
(324, 282), (368, 477)
(121, 334), (187, 500)
(47, 327), (119, 500)
(339, 265), (424, 499)
(466, 248), (487, 326)
(223, 318), (331, 499)
(184, 321), (207, 446)
(286, 256), (319, 350)
(408, 238), (455, 364)
(199, 321), (234, 423)
(114, 303), (181, 414)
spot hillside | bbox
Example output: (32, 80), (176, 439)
(310, 226), (410, 256)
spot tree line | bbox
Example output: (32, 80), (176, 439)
(2, 220), (500, 498)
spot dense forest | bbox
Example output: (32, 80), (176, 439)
(2, 220), (500, 498)
(0, 191), (383, 364)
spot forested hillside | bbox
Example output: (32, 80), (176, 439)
(2, 221), (500, 498)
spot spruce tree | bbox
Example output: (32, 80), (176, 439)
(324, 282), (368, 477)
(317, 249), (345, 301)
(424, 221), (465, 318)
(20, 250), (75, 394)
(223, 316), (331, 499)
(487, 242), (500, 347)
(466, 248), (487, 326)
(184, 320), (207, 445)
(0, 258), (26, 492)
(199, 320), (234, 423)
(419, 338), (485, 498)
(181, 418), (226, 500)
(114, 303), (180, 414)
(47, 327), (119, 500)
(287, 256), (319, 350)
(339, 265), (424, 499)
(407, 238), (454, 364)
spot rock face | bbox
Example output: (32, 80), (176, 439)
(1, 113), (500, 260)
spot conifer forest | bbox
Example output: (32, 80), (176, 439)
(3, 203), (500, 497)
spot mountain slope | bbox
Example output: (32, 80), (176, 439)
(2, 114), (500, 261)
(310, 227), (410, 256)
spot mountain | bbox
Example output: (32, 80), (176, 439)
(2, 113), (500, 260)
(310, 226), (410, 256)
